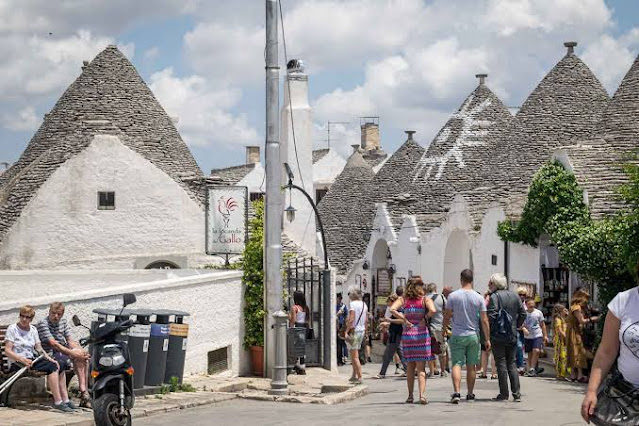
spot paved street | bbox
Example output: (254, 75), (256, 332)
(138, 362), (588, 426)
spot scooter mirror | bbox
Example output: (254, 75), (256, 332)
(72, 315), (82, 327)
(123, 293), (136, 307)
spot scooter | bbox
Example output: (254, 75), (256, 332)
(73, 293), (137, 426)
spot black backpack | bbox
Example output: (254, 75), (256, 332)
(491, 292), (514, 342)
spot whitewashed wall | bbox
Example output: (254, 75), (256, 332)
(0, 270), (248, 377)
(0, 135), (204, 270)
(313, 149), (346, 190)
(236, 163), (265, 195)
(509, 242), (541, 289)
(472, 207), (507, 295)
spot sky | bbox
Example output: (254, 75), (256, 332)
(0, 0), (638, 175)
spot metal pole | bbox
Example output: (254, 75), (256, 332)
(269, 311), (288, 395)
(265, 0), (285, 387)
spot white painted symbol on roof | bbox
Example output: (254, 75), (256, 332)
(413, 95), (492, 182)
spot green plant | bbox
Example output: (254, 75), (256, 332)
(243, 199), (265, 349)
(159, 376), (197, 394)
(498, 160), (638, 319)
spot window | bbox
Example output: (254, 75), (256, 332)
(250, 192), (264, 201)
(491, 255), (498, 266)
(98, 191), (115, 210)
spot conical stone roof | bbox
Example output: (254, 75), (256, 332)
(318, 151), (375, 274)
(0, 45), (203, 240)
(599, 54), (639, 148)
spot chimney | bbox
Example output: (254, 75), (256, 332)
(82, 60), (89, 70)
(246, 146), (260, 164)
(351, 144), (361, 153)
(564, 41), (577, 55)
(360, 117), (380, 151)
(405, 130), (416, 141)
(475, 73), (488, 86)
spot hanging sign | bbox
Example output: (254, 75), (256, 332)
(206, 186), (248, 255)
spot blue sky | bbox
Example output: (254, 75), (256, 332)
(0, 0), (638, 174)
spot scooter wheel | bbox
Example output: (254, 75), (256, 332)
(93, 393), (131, 426)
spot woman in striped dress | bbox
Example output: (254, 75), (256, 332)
(390, 276), (437, 404)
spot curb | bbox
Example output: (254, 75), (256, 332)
(236, 385), (369, 405)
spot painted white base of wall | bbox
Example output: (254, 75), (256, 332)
(0, 269), (248, 377)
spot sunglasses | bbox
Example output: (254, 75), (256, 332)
(20, 314), (34, 320)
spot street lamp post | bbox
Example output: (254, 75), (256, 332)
(284, 163), (332, 371)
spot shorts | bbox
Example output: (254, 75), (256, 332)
(52, 351), (72, 370)
(431, 329), (448, 354)
(346, 330), (365, 351)
(9, 358), (59, 374)
(449, 334), (480, 367)
(524, 337), (543, 352)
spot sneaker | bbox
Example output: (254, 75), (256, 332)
(535, 367), (545, 375)
(451, 393), (461, 404)
(440, 371), (448, 378)
(524, 368), (536, 377)
(64, 400), (79, 410)
(354, 378), (363, 385)
(466, 393), (476, 402)
(373, 374), (386, 379)
(394, 367), (402, 375)
(367, 357), (372, 363)
(492, 394), (508, 401)
(349, 376), (357, 383)
(53, 403), (74, 413)
(513, 394), (521, 402)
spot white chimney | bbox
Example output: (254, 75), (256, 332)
(246, 146), (260, 164)
(281, 59), (316, 255)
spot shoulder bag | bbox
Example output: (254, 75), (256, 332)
(591, 368), (639, 426)
(338, 305), (364, 345)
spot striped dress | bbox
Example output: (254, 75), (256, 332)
(401, 297), (436, 362)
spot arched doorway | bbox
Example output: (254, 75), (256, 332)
(145, 260), (180, 269)
(443, 230), (471, 288)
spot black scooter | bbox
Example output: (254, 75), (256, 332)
(73, 293), (137, 426)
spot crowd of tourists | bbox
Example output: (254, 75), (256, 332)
(333, 263), (639, 424)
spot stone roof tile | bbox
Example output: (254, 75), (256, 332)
(210, 163), (257, 185)
(312, 148), (330, 164)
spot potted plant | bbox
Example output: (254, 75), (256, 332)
(242, 200), (266, 376)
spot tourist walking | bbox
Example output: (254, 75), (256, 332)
(36, 301), (92, 408)
(336, 293), (348, 365)
(523, 297), (548, 377)
(424, 283), (448, 378)
(289, 290), (311, 375)
(581, 261), (639, 424)
(443, 269), (491, 404)
(515, 287), (528, 373)
(344, 287), (368, 384)
(375, 293), (407, 378)
(390, 277), (436, 404)
(479, 291), (497, 380)
(552, 304), (570, 381)
(566, 288), (599, 383)
(4, 306), (72, 412)
(487, 273), (526, 402)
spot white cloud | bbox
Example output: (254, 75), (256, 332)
(143, 46), (160, 60)
(149, 68), (260, 149)
(582, 30), (639, 93)
(2, 107), (39, 132)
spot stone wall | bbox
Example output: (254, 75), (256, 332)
(0, 270), (249, 377)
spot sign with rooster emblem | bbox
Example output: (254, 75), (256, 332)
(206, 186), (248, 254)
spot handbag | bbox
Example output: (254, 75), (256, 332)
(338, 306), (364, 345)
(591, 369), (639, 426)
(306, 328), (315, 340)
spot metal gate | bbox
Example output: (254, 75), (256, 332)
(286, 257), (322, 366)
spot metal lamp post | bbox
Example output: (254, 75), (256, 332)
(283, 163), (332, 371)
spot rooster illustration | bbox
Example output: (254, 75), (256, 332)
(218, 196), (239, 228)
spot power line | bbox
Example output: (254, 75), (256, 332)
(279, 0), (305, 190)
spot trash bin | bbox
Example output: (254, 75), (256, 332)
(163, 310), (190, 385)
(287, 327), (306, 373)
(126, 309), (153, 389)
(144, 311), (170, 386)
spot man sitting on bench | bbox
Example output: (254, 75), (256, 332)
(5, 305), (71, 412)
(36, 302), (92, 409)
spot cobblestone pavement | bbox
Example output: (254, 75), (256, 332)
(138, 362), (589, 426)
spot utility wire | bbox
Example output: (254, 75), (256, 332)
(279, 0), (306, 190)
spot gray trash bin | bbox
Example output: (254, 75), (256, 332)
(126, 309), (153, 389)
(144, 311), (170, 386)
(162, 310), (190, 385)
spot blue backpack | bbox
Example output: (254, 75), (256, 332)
(492, 292), (514, 342)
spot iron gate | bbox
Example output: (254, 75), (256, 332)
(286, 256), (322, 366)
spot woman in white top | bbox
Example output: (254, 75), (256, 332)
(581, 261), (639, 423)
(346, 287), (368, 384)
(4, 305), (69, 412)
(289, 291), (311, 375)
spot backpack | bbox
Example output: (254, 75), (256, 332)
(492, 292), (514, 342)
